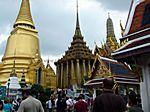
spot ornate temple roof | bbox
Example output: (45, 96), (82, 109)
(84, 55), (139, 86)
(57, 1), (94, 63)
(124, 0), (150, 36)
(14, 0), (35, 29)
(112, 0), (150, 61)
(91, 55), (135, 78)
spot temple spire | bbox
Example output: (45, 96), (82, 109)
(14, 0), (35, 29)
(106, 13), (115, 38)
(106, 13), (118, 52)
(20, 69), (27, 88)
(74, 0), (82, 36)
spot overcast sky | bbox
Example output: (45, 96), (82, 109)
(0, 0), (131, 67)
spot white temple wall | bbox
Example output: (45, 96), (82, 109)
(139, 54), (150, 112)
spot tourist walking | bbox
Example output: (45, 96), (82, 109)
(3, 99), (12, 112)
(128, 91), (143, 112)
(17, 89), (44, 112)
(46, 95), (55, 112)
(56, 94), (67, 112)
(93, 78), (127, 112)
(74, 94), (88, 112)
(66, 96), (74, 112)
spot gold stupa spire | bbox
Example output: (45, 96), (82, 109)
(14, 0), (35, 28)
(75, 0), (82, 36)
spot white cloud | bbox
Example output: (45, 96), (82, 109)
(42, 55), (61, 73)
(0, 25), (11, 44)
(0, 0), (130, 70)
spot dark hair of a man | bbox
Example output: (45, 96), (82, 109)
(4, 100), (8, 104)
(22, 89), (31, 96)
(78, 95), (83, 100)
(128, 91), (137, 105)
(61, 94), (66, 98)
(103, 78), (114, 89)
(80, 94), (85, 99)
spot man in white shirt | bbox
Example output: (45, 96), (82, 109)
(46, 98), (52, 112)
(66, 97), (74, 112)
(17, 89), (44, 112)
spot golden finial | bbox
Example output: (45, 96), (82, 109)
(75, 0), (82, 36)
(120, 20), (125, 36)
(14, 0), (35, 28)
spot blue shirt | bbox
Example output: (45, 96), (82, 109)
(3, 104), (12, 112)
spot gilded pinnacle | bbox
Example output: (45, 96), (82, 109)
(14, 0), (35, 28)
(75, 0), (82, 36)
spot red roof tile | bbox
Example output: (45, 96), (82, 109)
(128, 0), (150, 34)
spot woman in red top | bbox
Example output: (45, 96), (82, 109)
(74, 95), (88, 112)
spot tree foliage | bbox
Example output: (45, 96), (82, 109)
(31, 84), (44, 98)
(31, 84), (52, 109)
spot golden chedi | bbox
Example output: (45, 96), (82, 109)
(0, 0), (56, 89)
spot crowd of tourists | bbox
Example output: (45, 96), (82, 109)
(45, 91), (92, 112)
(0, 78), (143, 112)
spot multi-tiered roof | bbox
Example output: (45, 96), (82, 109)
(112, 0), (150, 62)
(57, 1), (94, 63)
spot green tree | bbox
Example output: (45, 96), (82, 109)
(31, 84), (44, 99)
(31, 84), (52, 109)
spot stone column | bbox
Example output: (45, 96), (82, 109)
(57, 64), (61, 88)
(76, 59), (80, 84)
(88, 60), (91, 73)
(71, 60), (75, 85)
(61, 63), (64, 88)
(56, 65), (59, 88)
(138, 54), (150, 112)
(83, 60), (86, 77)
(66, 61), (69, 88)
(140, 64), (150, 112)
